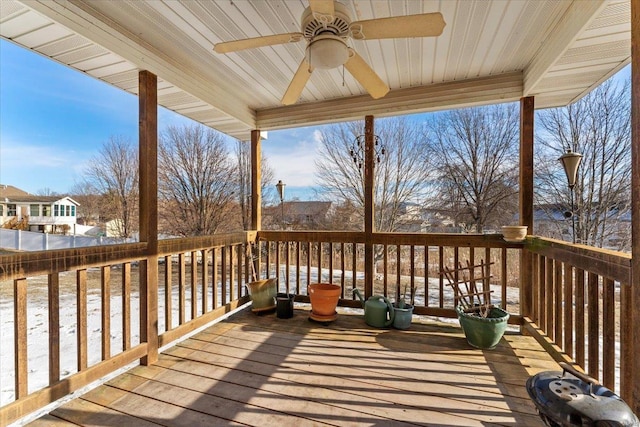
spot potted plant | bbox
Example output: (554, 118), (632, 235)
(393, 283), (414, 330)
(443, 260), (510, 349)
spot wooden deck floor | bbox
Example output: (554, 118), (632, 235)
(28, 306), (557, 426)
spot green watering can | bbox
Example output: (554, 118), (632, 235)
(353, 288), (395, 328)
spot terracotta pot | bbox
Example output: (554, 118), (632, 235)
(308, 283), (341, 316)
(501, 225), (528, 242)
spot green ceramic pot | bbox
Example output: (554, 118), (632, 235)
(456, 305), (509, 349)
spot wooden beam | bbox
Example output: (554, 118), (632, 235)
(251, 130), (262, 231)
(138, 70), (159, 366)
(364, 115), (374, 298)
(519, 97), (535, 318)
(630, 0), (640, 414)
(257, 73), (523, 130)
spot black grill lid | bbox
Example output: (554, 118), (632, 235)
(526, 363), (639, 427)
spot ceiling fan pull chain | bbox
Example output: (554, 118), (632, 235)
(342, 64), (345, 86)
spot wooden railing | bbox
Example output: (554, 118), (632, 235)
(523, 236), (632, 401)
(256, 231), (524, 321)
(0, 232), (253, 425)
(1, 231), (634, 423)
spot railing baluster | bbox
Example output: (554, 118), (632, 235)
(237, 244), (243, 300)
(178, 253), (185, 325)
(538, 255), (546, 330)
(603, 277), (615, 389)
(563, 265), (574, 358)
(101, 266), (111, 360)
(296, 242), (301, 294)
(191, 251), (197, 320)
(275, 241), (281, 287)
(328, 242), (333, 285)
(424, 245), (429, 308)
(438, 247), (444, 308)
(14, 278), (28, 399)
(575, 268), (585, 366)
(165, 255), (172, 331)
(122, 262), (131, 350)
(587, 272), (600, 379)
(212, 248), (218, 309)
(317, 242), (323, 283)
(383, 244), (388, 297)
(77, 269), (88, 371)
(545, 257), (554, 339)
(307, 241), (312, 288)
(229, 245), (235, 301)
(202, 249), (208, 314)
(286, 241), (291, 291)
(554, 260), (563, 347)
(351, 243), (357, 292)
(48, 273), (60, 384)
(221, 246), (228, 304)
(340, 242), (345, 296)
(396, 245), (401, 300)
(410, 245), (415, 305)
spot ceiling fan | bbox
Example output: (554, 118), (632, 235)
(213, 0), (445, 105)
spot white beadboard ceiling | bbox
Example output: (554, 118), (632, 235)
(0, 0), (631, 141)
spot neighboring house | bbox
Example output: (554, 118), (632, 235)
(265, 201), (334, 229)
(0, 184), (80, 234)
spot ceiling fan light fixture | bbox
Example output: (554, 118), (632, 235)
(306, 34), (348, 69)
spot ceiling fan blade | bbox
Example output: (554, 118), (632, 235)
(309, 0), (335, 18)
(214, 33), (303, 53)
(350, 12), (445, 40)
(282, 60), (313, 105)
(344, 50), (389, 99)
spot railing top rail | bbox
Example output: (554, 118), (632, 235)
(0, 232), (254, 281)
(257, 230), (520, 248)
(525, 236), (631, 283)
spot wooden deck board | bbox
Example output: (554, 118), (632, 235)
(29, 307), (552, 426)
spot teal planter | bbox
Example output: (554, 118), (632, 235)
(456, 305), (509, 349)
(393, 304), (414, 330)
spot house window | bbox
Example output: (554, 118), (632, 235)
(71, 206), (76, 216)
(54, 205), (59, 216)
(7, 204), (16, 216)
(30, 204), (39, 216)
(43, 205), (51, 216)
(0, 205), (3, 216)
(66, 206), (70, 216)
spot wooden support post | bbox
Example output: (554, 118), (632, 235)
(630, 0), (639, 413)
(251, 130), (262, 231)
(138, 70), (158, 366)
(364, 115), (375, 298)
(519, 96), (535, 320)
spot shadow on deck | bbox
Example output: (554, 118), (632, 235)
(28, 307), (555, 426)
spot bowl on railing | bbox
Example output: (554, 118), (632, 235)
(501, 225), (528, 243)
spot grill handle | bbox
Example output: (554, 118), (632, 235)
(559, 362), (597, 396)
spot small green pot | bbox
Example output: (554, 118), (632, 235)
(456, 305), (509, 349)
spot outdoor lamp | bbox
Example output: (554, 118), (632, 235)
(559, 149), (583, 189)
(276, 180), (286, 202)
(558, 149), (582, 243)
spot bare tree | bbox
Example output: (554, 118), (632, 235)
(35, 187), (59, 196)
(158, 124), (236, 236)
(315, 117), (435, 232)
(535, 79), (631, 249)
(234, 139), (275, 230)
(83, 136), (138, 238)
(425, 104), (520, 232)
(69, 180), (102, 226)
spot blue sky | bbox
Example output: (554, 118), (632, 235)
(0, 39), (323, 200)
(0, 38), (631, 201)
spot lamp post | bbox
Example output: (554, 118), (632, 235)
(559, 149), (583, 244)
(275, 180), (286, 229)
